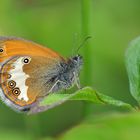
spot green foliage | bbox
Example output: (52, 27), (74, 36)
(0, 0), (140, 140)
(39, 87), (132, 112)
(125, 36), (140, 104)
(0, 130), (30, 140)
(58, 112), (140, 140)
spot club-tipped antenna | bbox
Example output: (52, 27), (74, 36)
(75, 36), (92, 54)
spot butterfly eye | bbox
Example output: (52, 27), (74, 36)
(22, 57), (31, 64)
(8, 80), (16, 89)
(12, 87), (21, 96)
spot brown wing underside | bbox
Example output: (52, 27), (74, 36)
(0, 56), (62, 107)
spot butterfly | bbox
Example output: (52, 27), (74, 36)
(0, 36), (83, 114)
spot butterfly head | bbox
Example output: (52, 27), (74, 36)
(70, 54), (83, 72)
(55, 54), (83, 90)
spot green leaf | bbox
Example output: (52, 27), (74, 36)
(39, 87), (132, 110)
(58, 112), (140, 140)
(125, 36), (140, 103)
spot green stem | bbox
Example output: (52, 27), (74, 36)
(81, 0), (93, 117)
(81, 0), (92, 85)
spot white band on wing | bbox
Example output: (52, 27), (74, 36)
(9, 57), (30, 102)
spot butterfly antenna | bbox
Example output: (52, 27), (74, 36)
(72, 33), (79, 56)
(76, 36), (92, 54)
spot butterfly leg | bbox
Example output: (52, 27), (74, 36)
(48, 80), (66, 93)
(73, 72), (81, 89)
(28, 80), (68, 114)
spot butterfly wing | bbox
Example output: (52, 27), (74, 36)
(0, 37), (65, 112)
(0, 36), (64, 62)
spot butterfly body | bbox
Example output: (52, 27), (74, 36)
(0, 37), (83, 113)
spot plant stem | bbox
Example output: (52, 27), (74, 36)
(81, 0), (93, 117)
(81, 0), (92, 85)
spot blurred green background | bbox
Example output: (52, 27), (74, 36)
(0, 0), (140, 140)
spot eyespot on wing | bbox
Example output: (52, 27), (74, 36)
(0, 36), (65, 64)
(0, 54), (64, 112)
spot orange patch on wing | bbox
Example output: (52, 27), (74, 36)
(0, 38), (64, 63)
